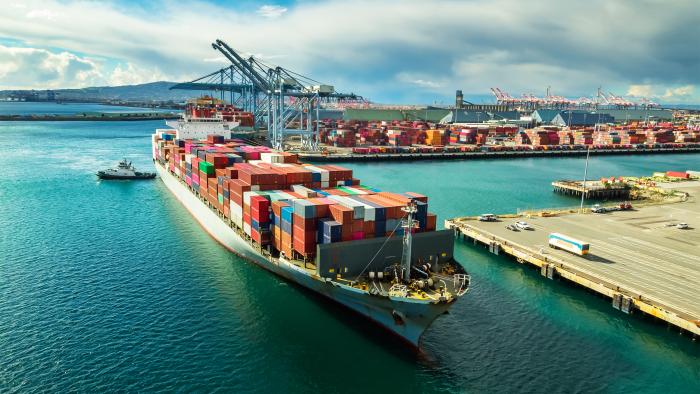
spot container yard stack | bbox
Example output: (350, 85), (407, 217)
(424, 129), (448, 146)
(573, 128), (594, 145)
(558, 129), (574, 145)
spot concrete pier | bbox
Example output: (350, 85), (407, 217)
(446, 181), (700, 338)
(298, 146), (700, 162)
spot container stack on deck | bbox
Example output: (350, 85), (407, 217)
(153, 130), (438, 260)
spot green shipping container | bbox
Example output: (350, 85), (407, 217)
(218, 194), (224, 205)
(337, 186), (359, 195)
(199, 161), (215, 175)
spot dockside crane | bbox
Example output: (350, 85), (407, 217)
(210, 39), (363, 151)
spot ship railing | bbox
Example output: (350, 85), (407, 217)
(453, 274), (470, 296)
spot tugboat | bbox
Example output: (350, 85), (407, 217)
(97, 158), (156, 180)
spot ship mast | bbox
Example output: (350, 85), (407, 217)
(400, 200), (417, 282)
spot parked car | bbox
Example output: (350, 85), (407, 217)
(677, 223), (689, 229)
(514, 221), (533, 230)
(591, 204), (607, 213)
(478, 213), (498, 222)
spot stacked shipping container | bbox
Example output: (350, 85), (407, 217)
(153, 131), (439, 261)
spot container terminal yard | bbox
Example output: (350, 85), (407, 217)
(446, 172), (700, 339)
(161, 40), (700, 162)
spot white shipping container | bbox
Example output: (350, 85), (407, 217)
(231, 202), (243, 216)
(304, 165), (330, 182)
(327, 195), (364, 219)
(291, 185), (316, 198)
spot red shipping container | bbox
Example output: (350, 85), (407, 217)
(667, 171), (689, 179)
(341, 223), (352, 241)
(426, 213), (437, 231)
(293, 238), (315, 255)
(223, 167), (238, 179)
(362, 220), (375, 238)
(293, 225), (316, 243)
(330, 204), (353, 224)
(352, 219), (363, 233)
(404, 192), (428, 203)
(251, 229), (271, 245)
(250, 195), (270, 221)
(272, 201), (290, 218)
(293, 214), (317, 231)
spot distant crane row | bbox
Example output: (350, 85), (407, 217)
(490, 87), (659, 110)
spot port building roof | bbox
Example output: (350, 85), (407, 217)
(343, 108), (450, 122)
(439, 110), (492, 123)
(532, 109), (562, 124)
(552, 111), (615, 126)
(594, 109), (673, 122)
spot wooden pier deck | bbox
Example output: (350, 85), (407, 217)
(552, 180), (630, 199)
(446, 182), (700, 338)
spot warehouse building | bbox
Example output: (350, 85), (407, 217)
(552, 111), (615, 126)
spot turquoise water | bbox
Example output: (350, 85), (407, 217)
(1, 119), (699, 393)
(0, 102), (174, 115)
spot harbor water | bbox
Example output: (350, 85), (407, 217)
(1, 116), (699, 392)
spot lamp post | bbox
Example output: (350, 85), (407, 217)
(580, 146), (590, 212)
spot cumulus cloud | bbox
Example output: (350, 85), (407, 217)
(25, 8), (61, 20)
(0, 0), (697, 103)
(257, 5), (288, 18)
(396, 72), (444, 89)
(0, 44), (102, 89)
(627, 84), (654, 97)
(626, 83), (695, 102)
(202, 56), (228, 64)
(663, 85), (694, 99)
(109, 62), (167, 86)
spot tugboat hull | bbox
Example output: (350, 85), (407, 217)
(96, 172), (156, 180)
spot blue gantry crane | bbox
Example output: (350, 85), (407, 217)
(171, 39), (363, 150)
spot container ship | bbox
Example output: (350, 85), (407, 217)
(151, 105), (470, 346)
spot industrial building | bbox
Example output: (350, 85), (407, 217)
(552, 111), (615, 126)
(531, 109), (562, 124)
(593, 108), (673, 122)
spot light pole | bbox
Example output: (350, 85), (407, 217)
(580, 146), (590, 212)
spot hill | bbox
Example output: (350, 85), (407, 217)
(0, 81), (200, 103)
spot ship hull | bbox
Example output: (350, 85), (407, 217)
(154, 161), (455, 347)
(97, 173), (156, 180)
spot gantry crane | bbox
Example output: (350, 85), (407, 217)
(171, 39), (364, 150)
(211, 39), (363, 150)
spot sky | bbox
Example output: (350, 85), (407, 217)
(0, 0), (698, 104)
